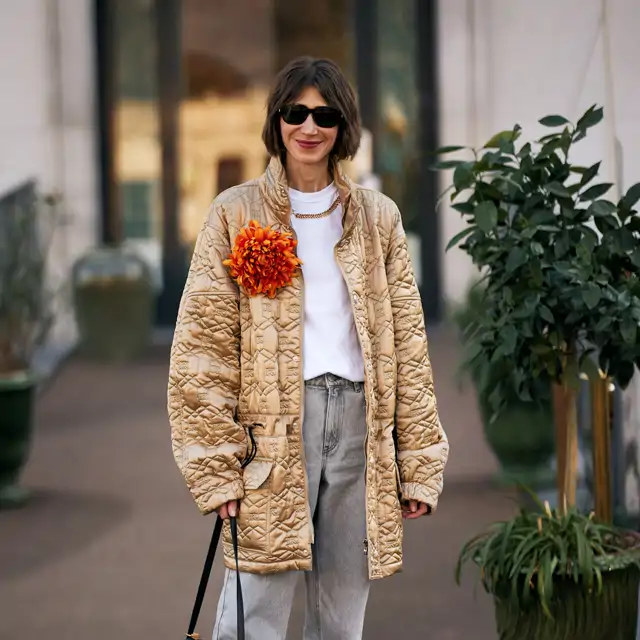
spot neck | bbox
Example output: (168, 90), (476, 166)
(285, 156), (332, 193)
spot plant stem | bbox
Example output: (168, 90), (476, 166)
(554, 351), (580, 511)
(563, 383), (579, 509)
(591, 373), (613, 523)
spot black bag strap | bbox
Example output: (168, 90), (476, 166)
(184, 515), (244, 640)
(185, 428), (257, 640)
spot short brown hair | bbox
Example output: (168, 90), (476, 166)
(262, 57), (361, 161)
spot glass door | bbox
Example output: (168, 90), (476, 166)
(177, 0), (356, 254)
(113, 0), (163, 290)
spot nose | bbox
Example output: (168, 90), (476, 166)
(300, 113), (318, 134)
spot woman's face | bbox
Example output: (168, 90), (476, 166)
(280, 86), (339, 167)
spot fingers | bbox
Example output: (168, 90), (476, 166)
(216, 500), (239, 520)
(402, 500), (430, 520)
(217, 503), (229, 520)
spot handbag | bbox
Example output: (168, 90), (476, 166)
(184, 429), (257, 640)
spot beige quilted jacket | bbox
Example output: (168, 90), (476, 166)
(168, 157), (448, 580)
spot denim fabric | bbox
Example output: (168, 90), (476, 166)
(213, 374), (370, 639)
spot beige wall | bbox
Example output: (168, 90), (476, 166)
(0, 0), (99, 355)
(438, 0), (640, 305)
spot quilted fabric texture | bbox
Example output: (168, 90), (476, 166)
(168, 157), (449, 580)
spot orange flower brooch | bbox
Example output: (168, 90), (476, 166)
(223, 220), (302, 298)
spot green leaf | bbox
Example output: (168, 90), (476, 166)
(622, 182), (640, 209)
(583, 283), (602, 310)
(506, 247), (527, 272)
(627, 216), (640, 233)
(502, 325), (518, 354)
(595, 315), (613, 332)
(547, 182), (571, 198)
(436, 145), (467, 154)
(528, 209), (557, 225)
(452, 202), (475, 215)
(446, 226), (476, 251)
(454, 162), (475, 191)
(539, 305), (554, 323)
(539, 115), (570, 127)
(518, 143), (532, 159)
(530, 242), (544, 256)
(588, 200), (617, 216)
(433, 159), (466, 170)
(474, 201), (498, 232)
(630, 250), (640, 269)
(576, 105), (604, 132)
(580, 183), (613, 201)
(621, 317), (638, 345)
(484, 129), (521, 149)
(579, 161), (601, 187)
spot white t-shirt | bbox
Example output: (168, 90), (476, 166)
(289, 183), (365, 382)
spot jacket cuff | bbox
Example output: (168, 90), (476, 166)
(400, 482), (439, 514)
(194, 478), (245, 515)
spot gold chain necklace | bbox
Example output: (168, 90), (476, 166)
(291, 196), (341, 220)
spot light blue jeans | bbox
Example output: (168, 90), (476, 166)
(213, 373), (370, 639)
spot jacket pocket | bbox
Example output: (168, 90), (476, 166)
(227, 457), (274, 554)
(242, 457), (274, 490)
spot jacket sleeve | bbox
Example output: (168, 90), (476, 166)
(168, 203), (246, 514)
(384, 204), (449, 513)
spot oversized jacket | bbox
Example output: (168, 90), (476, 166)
(168, 157), (449, 580)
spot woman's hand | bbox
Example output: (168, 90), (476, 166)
(217, 500), (239, 520)
(401, 500), (431, 519)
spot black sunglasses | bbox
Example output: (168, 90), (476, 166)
(280, 104), (343, 129)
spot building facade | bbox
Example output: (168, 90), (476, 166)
(3, 0), (640, 347)
(0, 0), (99, 369)
(99, 0), (441, 325)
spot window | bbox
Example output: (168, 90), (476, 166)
(121, 181), (155, 239)
(216, 158), (245, 196)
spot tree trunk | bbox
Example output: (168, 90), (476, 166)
(591, 374), (613, 523)
(553, 382), (579, 510)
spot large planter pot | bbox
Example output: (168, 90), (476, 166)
(477, 393), (556, 487)
(0, 373), (36, 509)
(73, 247), (154, 362)
(493, 563), (640, 640)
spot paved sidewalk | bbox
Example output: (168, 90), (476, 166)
(0, 328), (515, 639)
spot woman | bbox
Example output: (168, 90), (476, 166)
(168, 56), (449, 639)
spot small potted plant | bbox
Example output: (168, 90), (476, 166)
(0, 182), (59, 508)
(456, 491), (640, 639)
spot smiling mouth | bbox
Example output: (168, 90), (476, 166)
(296, 140), (321, 149)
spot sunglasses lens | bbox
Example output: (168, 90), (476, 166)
(281, 105), (342, 128)
(312, 107), (342, 128)
(281, 105), (309, 125)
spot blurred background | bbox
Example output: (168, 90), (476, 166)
(1, 1), (640, 638)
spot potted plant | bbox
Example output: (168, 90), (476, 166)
(452, 283), (555, 488)
(435, 104), (640, 506)
(456, 492), (640, 639)
(72, 247), (154, 362)
(0, 182), (59, 508)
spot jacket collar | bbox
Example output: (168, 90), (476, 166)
(259, 156), (359, 237)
